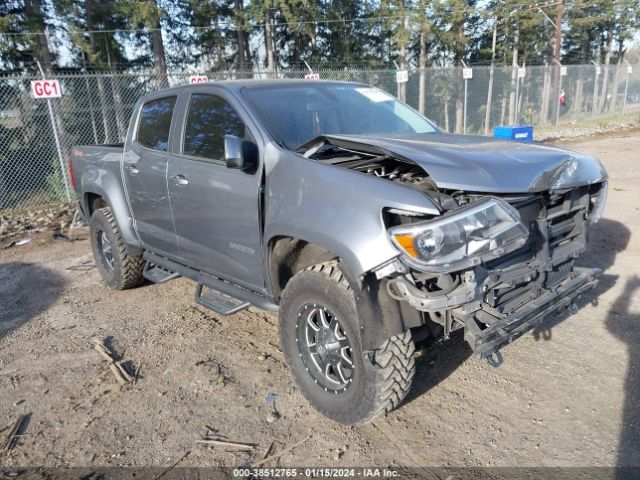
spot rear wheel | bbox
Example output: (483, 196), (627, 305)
(279, 261), (416, 424)
(90, 207), (144, 290)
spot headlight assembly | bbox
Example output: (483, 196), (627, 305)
(389, 197), (529, 272)
(589, 180), (607, 223)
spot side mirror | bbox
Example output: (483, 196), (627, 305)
(224, 135), (258, 173)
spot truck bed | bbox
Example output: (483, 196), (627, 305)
(73, 143), (124, 154)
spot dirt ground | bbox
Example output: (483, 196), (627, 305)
(0, 132), (638, 472)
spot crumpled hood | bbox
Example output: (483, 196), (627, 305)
(325, 133), (607, 193)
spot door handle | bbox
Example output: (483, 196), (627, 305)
(127, 164), (139, 175)
(170, 174), (189, 186)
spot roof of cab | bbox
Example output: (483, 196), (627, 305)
(144, 78), (361, 96)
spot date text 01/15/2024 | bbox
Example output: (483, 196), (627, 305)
(233, 467), (400, 477)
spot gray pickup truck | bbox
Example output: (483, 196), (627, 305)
(71, 80), (607, 424)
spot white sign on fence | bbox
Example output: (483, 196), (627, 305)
(188, 75), (209, 84)
(395, 70), (408, 83)
(517, 67), (526, 79)
(31, 79), (62, 98)
(560, 66), (567, 76)
(463, 68), (473, 80)
(595, 66), (601, 76)
(628, 65), (633, 74)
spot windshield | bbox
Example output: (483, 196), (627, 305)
(242, 83), (437, 150)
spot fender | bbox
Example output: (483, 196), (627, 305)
(76, 149), (143, 256)
(263, 144), (441, 279)
(263, 145), (439, 350)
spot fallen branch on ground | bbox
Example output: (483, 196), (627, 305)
(254, 435), (312, 466)
(2, 415), (28, 452)
(91, 337), (135, 385)
(196, 438), (255, 451)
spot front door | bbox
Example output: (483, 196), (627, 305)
(167, 90), (264, 290)
(123, 95), (179, 255)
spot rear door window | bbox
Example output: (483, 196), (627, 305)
(183, 94), (245, 160)
(136, 96), (177, 152)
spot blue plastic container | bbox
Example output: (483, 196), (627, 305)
(493, 125), (534, 142)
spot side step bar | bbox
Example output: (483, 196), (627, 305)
(195, 283), (249, 315)
(143, 252), (279, 315)
(143, 261), (180, 284)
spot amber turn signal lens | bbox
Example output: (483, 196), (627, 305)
(393, 234), (418, 258)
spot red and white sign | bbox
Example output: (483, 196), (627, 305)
(304, 73), (320, 80)
(31, 79), (62, 98)
(188, 75), (209, 84)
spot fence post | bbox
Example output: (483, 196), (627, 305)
(591, 60), (599, 117)
(461, 61), (470, 135)
(515, 69), (520, 124)
(36, 61), (71, 202)
(622, 61), (631, 115)
(554, 59), (563, 127)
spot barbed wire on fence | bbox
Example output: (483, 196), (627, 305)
(0, 63), (638, 211)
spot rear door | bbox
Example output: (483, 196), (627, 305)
(123, 95), (178, 255)
(167, 87), (264, 290)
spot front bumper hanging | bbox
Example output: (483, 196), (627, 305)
(464, 267), (600, 359)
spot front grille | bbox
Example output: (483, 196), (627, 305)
(480, 183), (601, 316)
(545, 259), (574, 289)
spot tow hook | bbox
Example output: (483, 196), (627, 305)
(483, 350), (504, 368)
(567, 302), (579, 316)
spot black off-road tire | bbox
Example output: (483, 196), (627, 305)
(89, 207), (144, 290)
(279, 261), (416, 424)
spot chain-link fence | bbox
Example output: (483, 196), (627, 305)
(1, 63), (639, 211)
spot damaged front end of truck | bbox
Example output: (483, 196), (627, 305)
(300, 134), (608, 363)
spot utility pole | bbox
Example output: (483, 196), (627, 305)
(551, 1), (563, 125)
(554, 1), (563, 64)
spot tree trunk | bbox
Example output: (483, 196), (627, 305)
(25, 0), (54, 74)
(106, 40), (126, 139)
(572, 42), (588, 115)
(598, 29), (614, 113)
(592, 44), (601, 117)
(418, 0), (427, 114)
(82, 54), (99, 144)
(25, 0), (71, 197)
(418, 28), (426, 114)
(398, 41), (407, 102)
(147, 0), (168, 88)
(541, 61), (550, 124)
(455, 68), (464, 134)
(574, 70), (584, 115)
(484, 23), (496, 135)
(454, 15), (466, 134)
(609, 41), (624, 113)
(444, 99), (450, 132)
(264, 6), (274, 73)
(550, 0), (563, 125)
(235, 0), (246, 70)
(85, 1), (114, 142)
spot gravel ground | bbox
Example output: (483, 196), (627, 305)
(0, 132), (638, 472)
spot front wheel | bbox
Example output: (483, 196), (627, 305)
(279, 261), (416, 424)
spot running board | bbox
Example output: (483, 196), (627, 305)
(195, 283), (250, 315)
(143, 261), (180, 284)
(143, 252), (279, 314)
